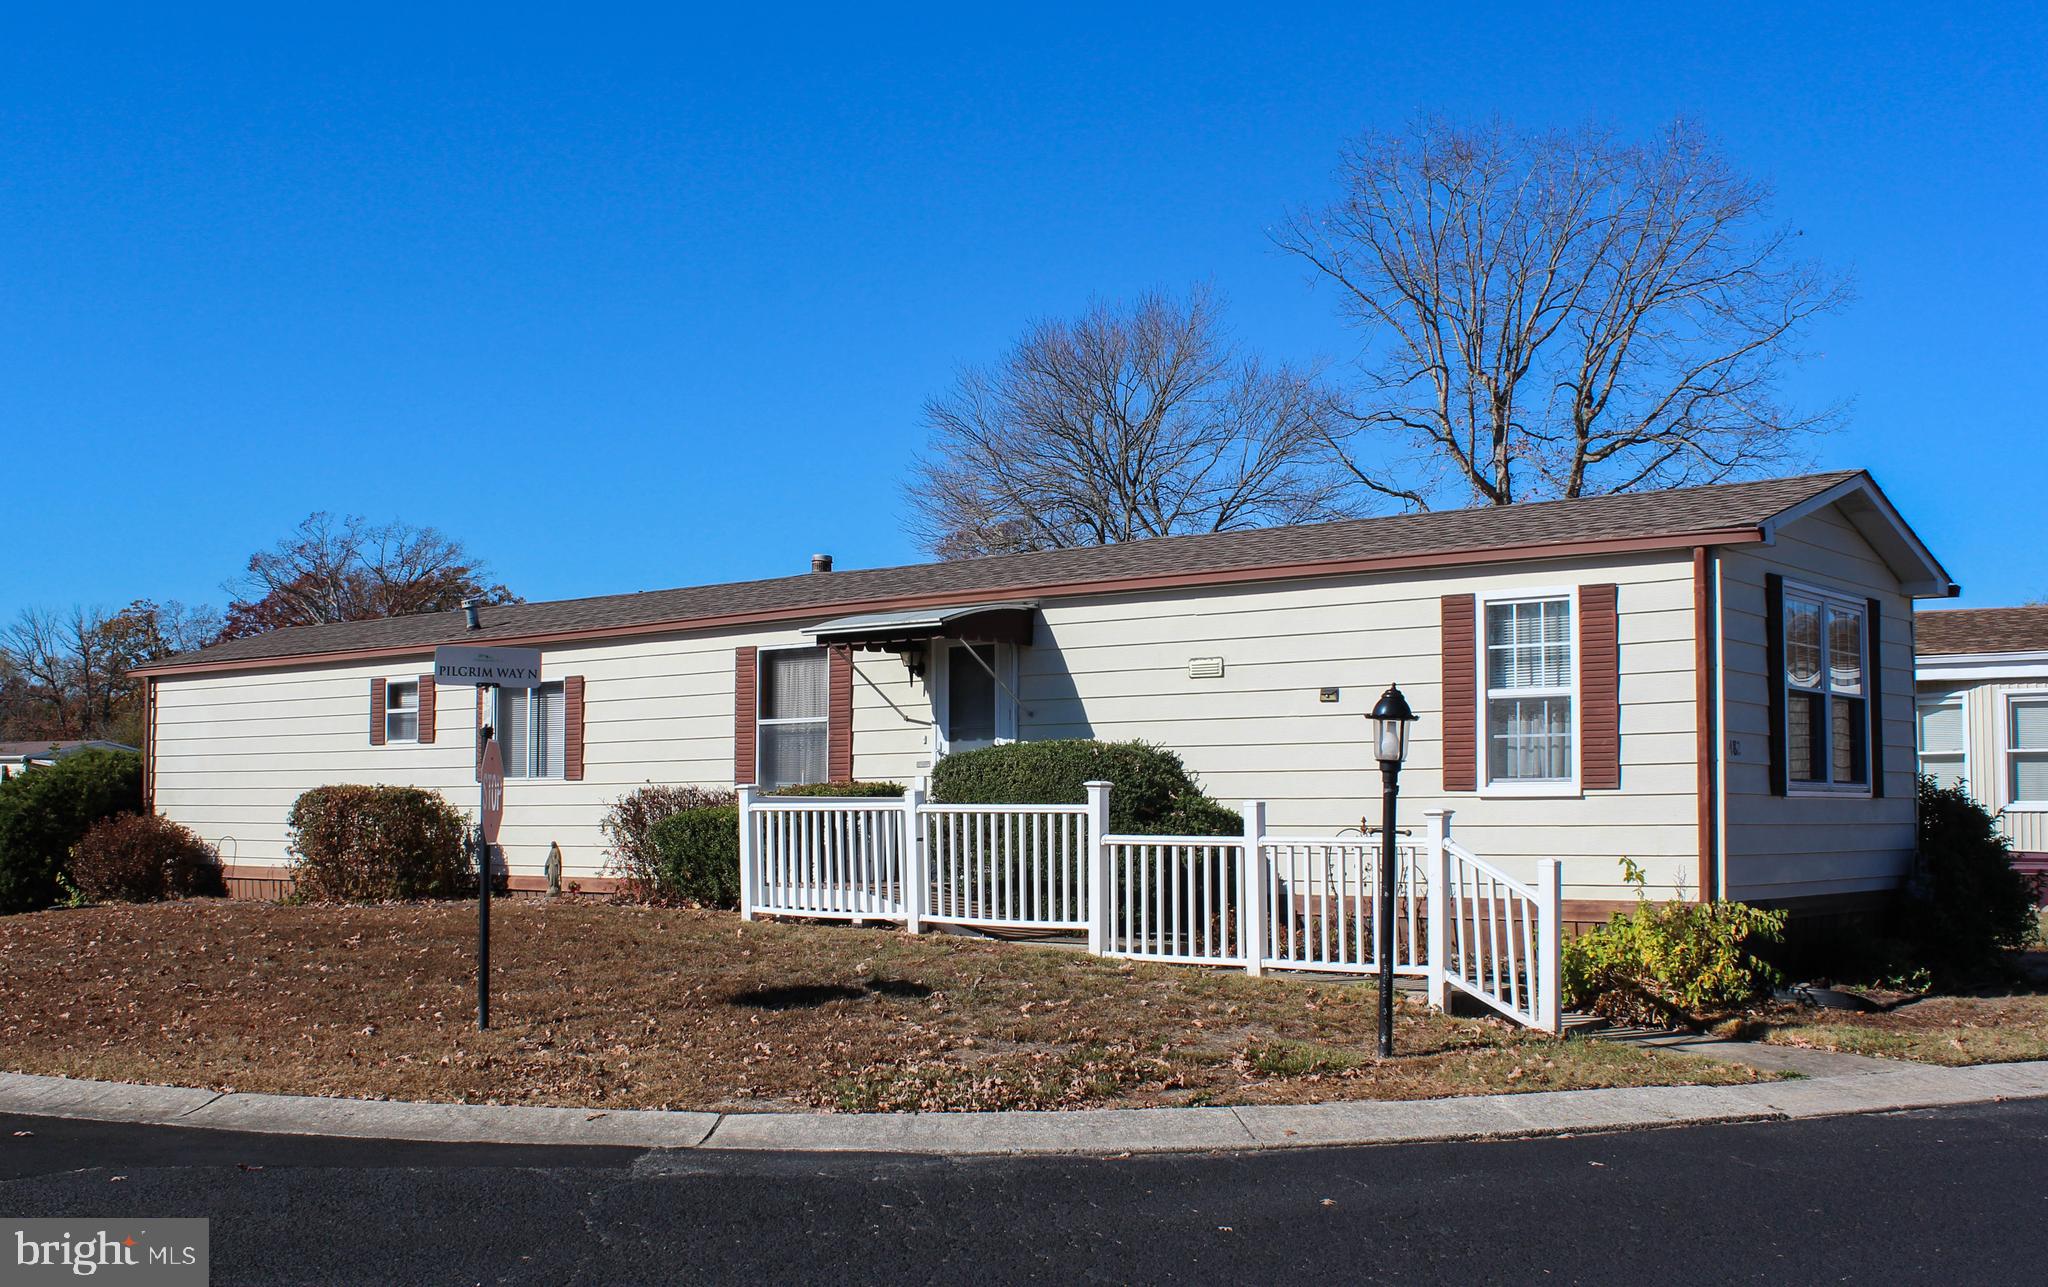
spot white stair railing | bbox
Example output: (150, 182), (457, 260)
(1424, 808), (1561, 1033)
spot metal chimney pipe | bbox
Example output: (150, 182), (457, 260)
(462, 598), (481, 631)
(811, 553), (833, 574)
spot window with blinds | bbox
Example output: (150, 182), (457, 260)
(2010, 698), (2048, 806)
(385, 681), (420, 744)
(758, 647), (828, 788)
(1484, 597), (1574, 784)
(497, 682), (566, 779)
(1916, 696), (1967, 792)
(1783, 590), (1868, 790)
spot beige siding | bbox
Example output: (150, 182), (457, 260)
(154, 552), (1704, 898)
(1917, 677), (2048, 854)
(1015, 552), (1702, 900)
(155, 622), (823, 886)
(1717, 505), (1918, 902)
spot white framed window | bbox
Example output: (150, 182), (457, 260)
(757, 646), (828, 788)
(934, 641), (1016, 756)
(1482, 592), (1577, 792)
(1782, 585), (1868, 793)
(497, 682), (566, 780)
(385, 680), (420, 744)
(1915, 693), (1968, 792)
(2007, 696), (2048, 810)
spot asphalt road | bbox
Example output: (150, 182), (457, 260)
(4, 1102), (2046, 1285)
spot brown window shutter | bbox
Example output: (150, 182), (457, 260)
(416, 675), (436, 744)
(1765, 573), (1788, 796)
(828, 644), (854, 783)
(369, 678), (387, 746)
(1579, 583), (1621, 790)
(564, 675), (586, 781)
(1441, 595), (1477, 792)
(476, 688), (489, 770)
(1866, 597), (1885, 797)
(734, 647), (758, 786)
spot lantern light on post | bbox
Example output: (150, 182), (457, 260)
(1367, 683), (1418, 1058)
(1370, 684), (1416, 767)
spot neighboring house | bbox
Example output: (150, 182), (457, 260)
(0, 740), (138, 782)
(134, 470), (1953, 928)
(1914, 604), (2048, 897)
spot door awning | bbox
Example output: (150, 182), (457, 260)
(801, 601), (1036, 650)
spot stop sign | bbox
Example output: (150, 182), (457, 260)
(478, 737), (505, 844)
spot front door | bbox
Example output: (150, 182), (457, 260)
(935, 641), (1013, 756)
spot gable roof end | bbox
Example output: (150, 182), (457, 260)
(1757, 472), (1957, 598)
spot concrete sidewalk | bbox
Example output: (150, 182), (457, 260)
(6, 1059), (2048, 1155)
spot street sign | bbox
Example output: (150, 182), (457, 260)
(478, 738), (505, 843)
(433, 645), (543, 689)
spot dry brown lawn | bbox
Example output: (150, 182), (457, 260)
(1748, 993), (2048, 1067)
(0, 900), (1772, 1112)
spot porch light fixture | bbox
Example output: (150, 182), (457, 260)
(1368, 683), (1417, 1058)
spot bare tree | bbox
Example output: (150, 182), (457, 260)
(1, 608), (75, 737)
(906, 286), (1357, 558)
(219, 514), (519, 640)
(1275, 118), (1848, 508)
(0, 600), (224, 743)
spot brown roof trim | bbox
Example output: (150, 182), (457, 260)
(135, 526), (1767, 679)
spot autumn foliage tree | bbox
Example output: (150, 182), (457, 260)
(217, 513), (519, 640)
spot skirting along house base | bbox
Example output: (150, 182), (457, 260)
(136, 471), (1955, 928)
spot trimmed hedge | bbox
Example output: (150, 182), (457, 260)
(931, 739), (1239, 836)
(70, 813), (226, 903)
(602, 784), (737, 900)
(286, 785), (472, 903)
(649, 805), (741, 908)
(765, 781), (904, 798)
(0, 749), (144, 914)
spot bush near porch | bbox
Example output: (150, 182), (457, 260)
(0, 901), (1771, 1112)
(932, 739), (1240, 836)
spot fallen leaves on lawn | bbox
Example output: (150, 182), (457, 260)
(0, 900), (1764, 1112)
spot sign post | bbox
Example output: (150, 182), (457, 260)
(476, 733), (504, 1030)
(434, 644), (540, 1033)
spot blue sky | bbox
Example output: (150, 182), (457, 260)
(3, 3), (2042, 623)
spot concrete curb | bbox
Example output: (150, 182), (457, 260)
(4, 1062), (2047, 1156)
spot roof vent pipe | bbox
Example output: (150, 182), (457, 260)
(462, 598), (481, 631)
(811, 553), (833, 574)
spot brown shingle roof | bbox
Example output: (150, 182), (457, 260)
(149, 470), (1866, 673)
(1916, 605), (2048, 656)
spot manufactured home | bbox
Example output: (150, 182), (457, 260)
(136, 471), (1953, 928)
(1915, 604), (2048, 897)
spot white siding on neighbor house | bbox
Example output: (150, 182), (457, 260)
(1716, 505), (1918, 903)
(154, 551), (1705, 899)
(1917, 677), (2048, 855)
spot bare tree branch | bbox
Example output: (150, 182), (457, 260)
(905, 286), (1362, 557)
(1275, 117), (1848, 507)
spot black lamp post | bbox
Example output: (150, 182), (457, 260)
(1369, 683), (1417, 1058)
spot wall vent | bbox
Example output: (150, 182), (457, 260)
(1187, 657), (1225, 680)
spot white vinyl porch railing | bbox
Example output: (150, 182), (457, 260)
(736, 783), (1561, 1032)
(920, 803), (1090, 931)
(742, 793), (910, 921)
